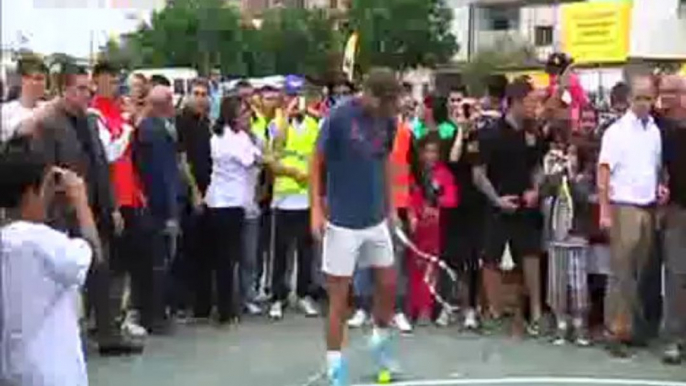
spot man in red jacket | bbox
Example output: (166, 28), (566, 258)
(91, 61), (152, 336)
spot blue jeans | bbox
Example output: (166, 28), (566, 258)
(241, 216), (260, 304)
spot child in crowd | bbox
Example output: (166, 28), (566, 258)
(0, 137), (95, 385)
(407, 133), (457, 323)
(542, 134), (596, 346)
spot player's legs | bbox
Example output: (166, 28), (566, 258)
(360, 222), (398, 375)
(322, 224), (362, 385)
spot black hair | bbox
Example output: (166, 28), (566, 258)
(0, 136), (47, 209)
(485, 75), (508, 100)
(417, 131), (442, 152)
(50, 61), (87, 95)
(506, 78), (534, 106)
(190, 77), (210, 91)
(448, 85), (467, 96)
(236, 79), (252, 89)
(610, 82), (630, 106)
(431, 95), (450, 124)
(150, 74), (171, 87)
(212, 96), (243, 135)
(17, 54), (48, 77)
(92, 61), (118, 77)
(545, 52), (572, 76)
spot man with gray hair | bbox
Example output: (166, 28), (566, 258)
(656, 74), (686, 364)
(597, 75), (667, 358)
(134, 83), (183, 333)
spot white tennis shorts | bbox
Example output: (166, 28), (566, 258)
(321, 220), (395, 277)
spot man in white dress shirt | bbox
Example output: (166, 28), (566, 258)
(597, 75), (666, 358)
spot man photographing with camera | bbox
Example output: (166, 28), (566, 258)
(18, 61), (144, 356)
(0, 137), (96, 385)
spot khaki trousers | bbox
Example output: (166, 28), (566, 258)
(605, 204), (655, 339)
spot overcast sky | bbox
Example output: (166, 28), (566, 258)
(1, 0), (160, 58)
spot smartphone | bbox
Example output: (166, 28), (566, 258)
(462, 103), (472, 120)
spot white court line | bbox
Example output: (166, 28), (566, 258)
(351, 377), (686, 386)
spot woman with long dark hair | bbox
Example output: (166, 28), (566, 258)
(196, 96), (260, 324)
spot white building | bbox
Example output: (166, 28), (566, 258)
(447, 0), (686, 63)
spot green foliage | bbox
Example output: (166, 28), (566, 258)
(462, 36), (537, 95)
(347, 0), (457, 72)
(99, 0), (455, 77)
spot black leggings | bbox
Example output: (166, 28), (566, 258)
(195, 207), (244, 321)
(271, 209), (314, 302)
(439, 206), (482, 309)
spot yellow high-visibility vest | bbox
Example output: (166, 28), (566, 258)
(273, 116), (319, 197)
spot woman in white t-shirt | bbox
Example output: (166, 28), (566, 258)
(202, 96), (261, 325)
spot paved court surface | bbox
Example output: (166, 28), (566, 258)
(88, 315), (686, 386)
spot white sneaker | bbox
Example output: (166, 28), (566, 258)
(347, 309), (368, 328)
(298, 297), (320, 317)
(393, 313), (413, 334)
(463, 309), (479, 330)
(244, 302), (262, 316)
(269, 301), (283, 320)
(435, 308), (452, 327)
(121, 310), (148, 338)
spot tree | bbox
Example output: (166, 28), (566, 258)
(122, 0), (243, 74)
(347, 0), (457, 72)
(257, 7), (342, 77)
(98, 38), (135, 70)
(461, 36), (537, 95)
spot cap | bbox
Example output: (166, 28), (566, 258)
(284, 75), (305, 95)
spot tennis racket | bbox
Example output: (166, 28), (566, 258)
(552, 174), (574, 241)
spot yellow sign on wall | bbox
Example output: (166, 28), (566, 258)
(562, 0), (633, 64)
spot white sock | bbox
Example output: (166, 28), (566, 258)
(557, 319), (568, 331)
(372, 326), (390, 341)
(326, 351), (342, 370)
(572, 316), (584, 329)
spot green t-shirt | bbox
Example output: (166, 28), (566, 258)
(412, 120), (458, 140)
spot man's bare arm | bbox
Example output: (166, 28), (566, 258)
(531, 164), (544, 191)
(597, 164), (611, 210)
(384, 158), (395, 218)
(448, 126), (465, 163)
(309, 150), (325, 211)
(472, 165), (501, 206)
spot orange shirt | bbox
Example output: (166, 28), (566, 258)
(390, 119), (412, 209)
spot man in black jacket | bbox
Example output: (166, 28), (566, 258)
(175, 79), (212, 316)
(22, 63), (143, 355)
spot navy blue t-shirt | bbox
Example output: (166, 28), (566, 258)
(317, 99), (395, 229)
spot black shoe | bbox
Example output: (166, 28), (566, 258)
(605, 340), (632, 359)
(662, 343), (683, 365)
(97, 334), (145, 356)
(149, 318), (176, 336)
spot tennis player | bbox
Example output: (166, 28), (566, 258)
(310, 68), (402, 386)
